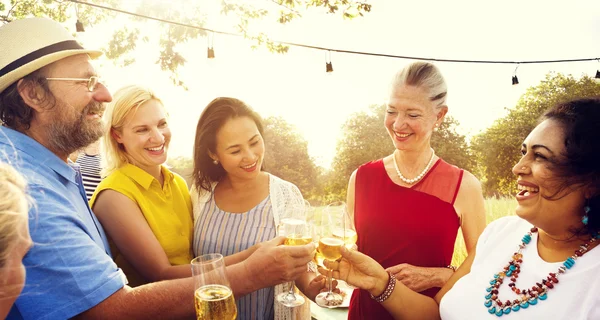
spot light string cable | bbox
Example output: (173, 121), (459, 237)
(65, 0), (600, 65)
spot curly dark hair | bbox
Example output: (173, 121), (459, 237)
(540, 97), (600, 235)
(0, 70), (54, 130)
(192, 97), (264, 194)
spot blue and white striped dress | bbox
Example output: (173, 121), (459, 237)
(194, 192), (277, 320)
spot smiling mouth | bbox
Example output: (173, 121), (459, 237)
(241, 161), (257, 169)
(517, 184), (539, 197)
(146, 145), (164, 152)
(394, 132), (411, 138)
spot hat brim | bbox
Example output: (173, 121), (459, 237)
(0, 48), (102, 94)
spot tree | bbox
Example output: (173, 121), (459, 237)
(471, 73), (600, 197)
(326, 104), (475, 201)
(0, 0), (370, 86)
(263, 116), (320, 201)
(168, 155), (194, 186)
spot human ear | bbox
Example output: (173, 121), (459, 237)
(16, 79), (47, 112)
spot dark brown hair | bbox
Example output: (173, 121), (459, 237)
(0, 70), (55, 130)
(541, 97), (600, 235)
(192, 97), (264, 194)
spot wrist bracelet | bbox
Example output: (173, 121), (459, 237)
(446, 265), (457, 272)
(370, 271), (396, 303)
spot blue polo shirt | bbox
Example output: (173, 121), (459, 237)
(0, 127), (127, 320)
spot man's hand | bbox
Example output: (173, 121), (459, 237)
(243, 236), (316, 289)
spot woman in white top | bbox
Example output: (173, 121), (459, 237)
(191, 97), (327, 320)
(322, 97), (600, 319)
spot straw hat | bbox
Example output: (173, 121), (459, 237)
(0, 17), (102, 94)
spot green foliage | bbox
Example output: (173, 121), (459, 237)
(263, 116), (320, 202)
(472, 73), (600, 197)
(326, 104), (474, 201)
(1, 0), (369, 88)
(168, 155), (194, 186)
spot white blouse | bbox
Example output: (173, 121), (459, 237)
(440, 216), (600, 320)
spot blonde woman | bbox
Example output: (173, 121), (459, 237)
(0, 162), (32, 319)
(90, 85), (194, 286)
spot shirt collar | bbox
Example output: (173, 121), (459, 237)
(0, 127), (79, 184)
(119, 163), (174, 190)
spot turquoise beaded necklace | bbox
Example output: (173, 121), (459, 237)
(484, 227), (599, 317)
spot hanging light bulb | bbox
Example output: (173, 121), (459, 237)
(207, 32), (215, 59)
(326, 62), (333, 72)
(512, 64), (519, 85)
(74, 4), (84, 32)
(325, 50), (333, 73)
(75, 20), (85, 32)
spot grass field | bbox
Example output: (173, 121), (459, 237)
(451, 197), (517, 266)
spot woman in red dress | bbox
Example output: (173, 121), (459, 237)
(346, 61), (487, 320)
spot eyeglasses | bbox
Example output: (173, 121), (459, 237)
(45, 76), (100, 92)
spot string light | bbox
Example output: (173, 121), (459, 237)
(207, 32), (215, 59)
(64, 0), (600, 73)
(325, 50), (333, 73)
(512, 64), (520, 85)
(74, 3), (84, 32)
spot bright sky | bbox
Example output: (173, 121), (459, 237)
(76, 0), (600, 168)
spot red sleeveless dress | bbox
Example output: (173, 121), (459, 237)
(348, 158), (463, 320)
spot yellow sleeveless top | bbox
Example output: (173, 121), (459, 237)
(90, 164), (193, 286)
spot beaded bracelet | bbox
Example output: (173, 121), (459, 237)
(446, 265), (457, 272)
(370, 272), (397, 303)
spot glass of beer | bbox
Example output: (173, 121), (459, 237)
(276, 216), (312, 307)
(191, 254), (237, 320)
(315, 202), (347, 308)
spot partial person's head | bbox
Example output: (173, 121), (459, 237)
(0, 162), (32, 319)
(512, 97), (600, 237)
(193, 97), (265, 193)
(0, 18), (111, 159)
(102, 85), (169, 177)
(385, 62), (448, 152)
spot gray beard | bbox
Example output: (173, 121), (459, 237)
(46, 102), (105, 156)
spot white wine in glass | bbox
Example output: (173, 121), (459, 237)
(194, 284), (236, 320)
(277, 218), (310, 307)
(332, 227), (357, 248)
(315, 203), (347, 308)
(192, 254), (237, 320)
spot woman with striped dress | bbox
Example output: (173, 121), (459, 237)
(191, 97), (325, 319)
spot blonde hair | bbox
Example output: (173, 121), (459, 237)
(391, 61), (448, 108)
(101, 85), (163, 177)
(0, 162), (29, 268)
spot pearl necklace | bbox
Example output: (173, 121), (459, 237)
(484, 227), (599, 317)
(392, 149), (435, 185)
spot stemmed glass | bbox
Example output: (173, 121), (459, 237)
(191, 253), (237, 320)
(276, 204), (312, 307)
(315, 201), (352, 308)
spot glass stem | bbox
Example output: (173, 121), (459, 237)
(288, 280), (296, 295)
(328, 268), (333, 293)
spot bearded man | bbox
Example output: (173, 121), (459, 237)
(0, 17), (316, 320)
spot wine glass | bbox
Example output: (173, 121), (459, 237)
(315, 202), (347, 308)
(191, 254), (237, 320)
(276, 205), (311, 307)
(329, 201), (357, 250)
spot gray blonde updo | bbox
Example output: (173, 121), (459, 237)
(391, 61), (448, 108)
